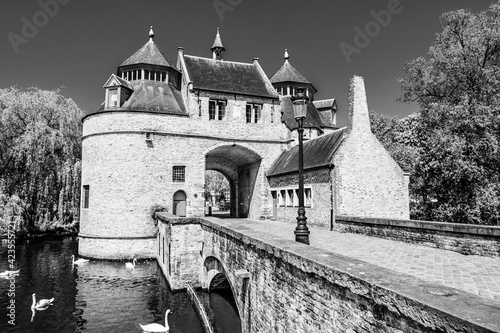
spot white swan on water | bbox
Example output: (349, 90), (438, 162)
(0, 270), (20, 277)
(31, 293), (54, 309)
(71, 255), (89, 265)
(125, 258), (137, 269)
(139, 309), (170, 332)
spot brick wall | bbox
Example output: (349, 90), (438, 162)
(335, 215), (500, 257)
(268, 169), (333, 228)
(156, 214), (499, 333)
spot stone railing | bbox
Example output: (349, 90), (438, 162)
(335, 215), (500, 257)
(157, 213), (500, 332)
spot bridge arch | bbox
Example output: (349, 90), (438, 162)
(202, 255), (242, 327)
(205, 144), (262, 218)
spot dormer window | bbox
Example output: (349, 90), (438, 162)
(103, 74), (133, 109)
(108, 88), (118, 107)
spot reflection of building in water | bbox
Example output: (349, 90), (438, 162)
(79, 27), (409, 260)
(73, 260), (162, 331)
(72, 260), (203, 331)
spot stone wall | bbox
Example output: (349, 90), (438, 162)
(333, 76), (409, 219)
(157, 215), (204, 290)
(78, 235), (156, 259)
(80, 107), (288, 258)
(156, 214), (500, 333)
(335, 215), (500, 257)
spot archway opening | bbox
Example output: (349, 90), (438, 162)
(208, 275), (241, 333)
(205, 144), (262, 218)
(203, 256), (242, 332)
(205, 170), (231, 217)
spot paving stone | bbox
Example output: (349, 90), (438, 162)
(225, 217), (500, 303)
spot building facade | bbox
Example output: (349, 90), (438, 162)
(79, 28), (409, 259)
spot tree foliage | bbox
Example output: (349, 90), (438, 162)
(396, 2), (500, 224)
(369, 110), (419, 174)
(0, 182), (26, 235)
(0, 87), (83, 234)
(205, 170), (230, 203)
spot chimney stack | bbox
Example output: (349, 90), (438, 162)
(347, 75), (371, 134)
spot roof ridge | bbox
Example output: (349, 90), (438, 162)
(184, 54), (255, 66)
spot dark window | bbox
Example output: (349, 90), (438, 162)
(246, 105), (252, 123)
(305, 188), (312, 207)
(83, 185), (89, 208)
(217, 101), (226, 120)
(209, 101), (216, 120)
(246, 103), (262, 123)
(172, 166), (185, 182)
(209, 100), (227, 120)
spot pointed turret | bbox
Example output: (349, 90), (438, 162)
(269, 49), (317, 99)
(119, 27), (173, 68)
(148, 26), (154, 41)
(211, 28), (225, 60)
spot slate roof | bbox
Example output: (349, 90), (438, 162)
(84, 80), (187, 119)
(120, 40), (174, 68)
(280, 97), (332, 131)
(183, 55), (278, 98)
(267, 128), (346, 177)
(103, 74), (134, 90)
(313, 98), (337, 111)
(270, 60), (311, 85)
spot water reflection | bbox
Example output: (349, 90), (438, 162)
(210, 290), (242, 333)
(0, 237), (203, 333)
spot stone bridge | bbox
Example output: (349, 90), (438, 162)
(156, 213), (500, 333)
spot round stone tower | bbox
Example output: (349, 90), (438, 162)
(79, 28), (186, 259)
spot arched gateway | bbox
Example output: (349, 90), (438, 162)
(205, 144), (262, 218)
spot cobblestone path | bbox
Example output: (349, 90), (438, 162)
(215, 217), (500, 303)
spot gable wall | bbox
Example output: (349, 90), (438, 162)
(333, 76), (409, 219)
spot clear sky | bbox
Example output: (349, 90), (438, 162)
(0, 0), (494, 127)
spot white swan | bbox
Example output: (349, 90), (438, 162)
(71, 255), (89, 265)
(0, 269), (20, 277)
(139, 309), (170, 332)
(125, 258), (137, 269)
(31, 293), (54, 309)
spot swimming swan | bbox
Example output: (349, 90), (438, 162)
(31, 293), (54, 309)
(125, 258), (137, 269)
(0, 270), (20, 277)
(139, 309), (170, 332)
(71, 255), (89, 265)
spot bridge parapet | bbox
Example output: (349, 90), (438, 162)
(335, 215), (500, 257)
(156, 213), (500, 333)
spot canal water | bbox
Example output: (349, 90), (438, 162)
(0, 237), (240, 332)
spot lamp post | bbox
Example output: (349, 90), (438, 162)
(292, 88), (310, 245)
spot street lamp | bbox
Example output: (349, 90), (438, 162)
(291, 88), (310, 245)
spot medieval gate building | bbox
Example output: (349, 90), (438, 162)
(79, 28), (409, 259)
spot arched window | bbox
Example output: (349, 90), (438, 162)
(173, 190), (187, 217)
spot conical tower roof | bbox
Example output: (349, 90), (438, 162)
(269, 49), (311, 84)
(120, 27), (174, 68)
(211, 27), (225, 51)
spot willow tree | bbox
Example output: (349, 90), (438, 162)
(398, 2), (500, 224)
(0, 87), (83, 233)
